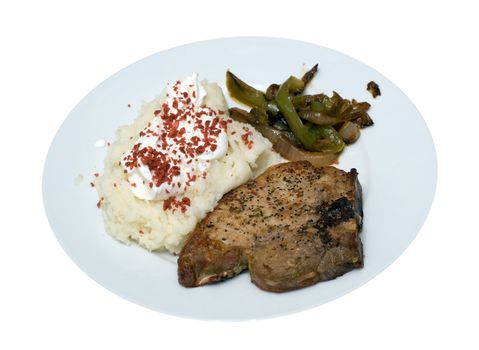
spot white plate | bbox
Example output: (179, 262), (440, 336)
(43, 37), (437, 320)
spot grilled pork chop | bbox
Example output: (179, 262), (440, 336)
(178, 161), (363, 292)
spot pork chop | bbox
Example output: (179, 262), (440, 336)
(178, 161), (363, 292)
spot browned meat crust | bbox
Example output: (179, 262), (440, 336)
(178, 161), (363, 292)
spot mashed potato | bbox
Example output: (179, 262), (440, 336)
(95, 80), (284, 253)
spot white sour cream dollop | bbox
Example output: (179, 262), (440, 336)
(121, 73), (229, 201)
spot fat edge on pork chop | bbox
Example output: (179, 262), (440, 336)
(178, 161), (363, 292)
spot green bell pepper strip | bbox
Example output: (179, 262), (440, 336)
(275, 76), (313, 146)
(291, 94), (327, 110)
(226, 71), (278, 115)
(291, 95), (314, 108)
(309, 125), (345, 153)
(298, 110), (342, 126)
(310, 101), (327, 113)
(275, 76), (344, 153)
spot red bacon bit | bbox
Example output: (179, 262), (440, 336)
(163, 197), (173, 211)
(131, 182), (137, 188)
(94, 172), (100, 177)
(163, 196), (191, 213)
(96, 197), (104, 208)
(240, 127), (254, 149)
(241, 133), (253, 149)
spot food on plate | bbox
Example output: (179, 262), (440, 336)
(93, 65), (372, 292)
(226, 66), (374, 165)
(367, 80), (381, 98)
(178, 161), (363, 292)
(94, 73), (284, 253)
(229, 108), (339, 167)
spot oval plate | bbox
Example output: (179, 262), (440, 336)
(43, 37), (437, 320)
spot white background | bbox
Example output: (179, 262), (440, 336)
(1, 0), (478, 349)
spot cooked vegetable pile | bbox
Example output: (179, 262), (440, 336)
(226, 65), (374, 167)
